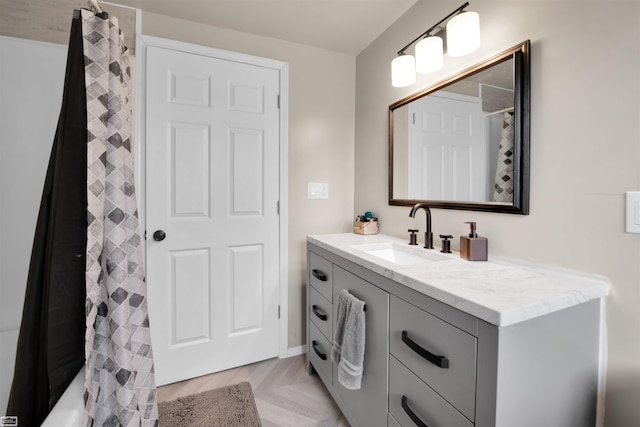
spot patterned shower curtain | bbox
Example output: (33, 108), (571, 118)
(80, 9), (158, 426)
(492, 111), (515, 202)
(7, 8), (157, 426)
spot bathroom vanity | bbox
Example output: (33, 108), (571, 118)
(306, 233), (608, 427)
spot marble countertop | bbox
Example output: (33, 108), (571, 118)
(307, 233), (609, 327)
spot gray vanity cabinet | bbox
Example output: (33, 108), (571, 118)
(307, 241), (602, 427)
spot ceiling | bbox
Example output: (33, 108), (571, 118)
(106, 0), (418, 56)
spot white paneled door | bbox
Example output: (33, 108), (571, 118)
(145, 45), (281, 386)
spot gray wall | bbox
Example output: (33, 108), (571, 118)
(354, 1), (640, 426)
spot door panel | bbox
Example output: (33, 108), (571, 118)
(408, 91), (484, 201)
(229, 244), (264, 333)
(171, 122), (210, 216)
(231, 128), (264, 215)
(172, 248), (210, 344)
(145, 45), (280, 385)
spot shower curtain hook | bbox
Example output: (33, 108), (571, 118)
(88, 0), (104, 14)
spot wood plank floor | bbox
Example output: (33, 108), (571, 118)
(157, 354), (350, 426)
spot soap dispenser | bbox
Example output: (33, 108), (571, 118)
(460, 222), (487, 261)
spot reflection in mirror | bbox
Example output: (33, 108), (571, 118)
(389, 41), (530, 214)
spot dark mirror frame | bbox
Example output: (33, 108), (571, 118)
(389, 40), (530, 214)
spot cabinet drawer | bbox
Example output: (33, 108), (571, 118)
(309, 323), (332, 386)
(310, 286), (332, 341)
(390, 295), (477, 420)
(389, 356), (473, 427)
(309, 251), (333, 301)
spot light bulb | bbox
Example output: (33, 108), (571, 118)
(446, 11), (480, 57)
(415, 36), (443, 74)
(391, 55), (416, 87)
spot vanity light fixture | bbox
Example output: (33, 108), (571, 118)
(391, 2), (480, 87)
(391, 54), (416, 87)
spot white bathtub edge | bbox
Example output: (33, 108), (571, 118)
(41, 365), (84, 427)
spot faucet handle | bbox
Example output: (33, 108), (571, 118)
(439, 234), (453, 253)
(408, 229), (419, 245)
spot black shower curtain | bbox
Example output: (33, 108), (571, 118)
(6, 13), (87, 427)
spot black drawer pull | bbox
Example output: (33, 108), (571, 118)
(312, 340), (327, 360)
(402, 330), (449, 369)
(402, 395), (430, 427)
(312, 269), (328, 282)
(312, 305), (328, 321)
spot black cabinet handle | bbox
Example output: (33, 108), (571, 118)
(312, 305), (328, 321)
(402, 330), (449, 369)
(312, 340), (327, 360)
(312, 269), (328, 282)
(402, 395), (430, 427)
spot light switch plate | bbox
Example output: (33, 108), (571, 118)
(308, 182), (329, 199)
(625, 191), (640, 233)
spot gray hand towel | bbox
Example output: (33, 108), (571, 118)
(331, 289), (350, 364)
(332, 289), (366, 390)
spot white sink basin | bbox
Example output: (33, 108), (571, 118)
(350, 242), (449, 266)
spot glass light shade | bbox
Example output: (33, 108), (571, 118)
(446, 11), (480, 57)
(391, 54), (416, 87)
(415, 36), (443, 74)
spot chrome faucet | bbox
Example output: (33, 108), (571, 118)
(409, 203), (434, 249)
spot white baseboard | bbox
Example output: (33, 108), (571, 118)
(285, 344), (308, 358)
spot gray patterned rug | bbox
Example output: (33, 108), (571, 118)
(158, 382), (261, 426)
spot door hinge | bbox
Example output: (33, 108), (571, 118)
(278, 305), (281, 319)
(277, 200), (280, 215)
(412, 112), (416, 125)
(277, 94), (280, 109)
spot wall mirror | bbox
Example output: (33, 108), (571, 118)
(389, 40), (530, 214)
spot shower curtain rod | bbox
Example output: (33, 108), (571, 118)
(486, 106), (514, 116)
